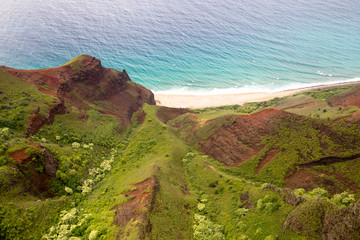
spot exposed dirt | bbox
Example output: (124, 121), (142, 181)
(240, 191), (254, 209)
(38, 88), (56, 96)
(327, 85), (360, 108)
(136, 110), (146, 124)
(113, 176), (159, 239)
(26, 101), (66, 136)
(255, 148), (279, 174)
(201, 108), (294, 166)
(156, 106), (193, 124)
(2, 55), (155, 126)
(285, 170), (321, 192)
(9, 149), (29, 164)
(285, 164), (359, 195)
(284, 154), (360, 194)
(9, 147), (58, 197)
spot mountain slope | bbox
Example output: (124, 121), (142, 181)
(0, 58), (360, 240)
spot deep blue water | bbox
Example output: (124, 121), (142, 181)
(1, 0), (360, 94)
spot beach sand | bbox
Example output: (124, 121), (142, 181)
(155, 81), (360, 108)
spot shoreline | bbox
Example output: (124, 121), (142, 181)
(154, 81), (360, 109)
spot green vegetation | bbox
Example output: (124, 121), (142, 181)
(295, 85), (354, 101)
(286, 102), (358, 120)
(1, 66), (360, 239)
(0, 70), (56, 131)
(62, 54), (89, 71)
(275, 94), (315, 110)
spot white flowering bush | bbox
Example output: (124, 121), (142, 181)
(65, 186), (73, 195)
(43, 208), (92, 240)
(80, 151), (116, 195)
(72, 142), (80, 149)
(83, 144), (89, 149)
(89, 168), (100, 176)
(193, 214), (225, 240)
(56, 135), (61, 141)
(41, 138), (47, 143)
(81, 179), (94, 195)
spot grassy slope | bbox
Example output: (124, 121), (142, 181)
(1, 69), (360, 240)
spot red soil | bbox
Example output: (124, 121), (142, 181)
(8, 146), (58, 197)
(9, 149), (29, 164)
(2, 55), (155, 127)
(201, 108), (293, 166)
(113, 176), (158, 232)
(156, 106), (193, 123)
(285, 167), (358, 195)
(38, 88), (56, 96)
(255, 149), (279, 175)
(327, 85), (360, 108)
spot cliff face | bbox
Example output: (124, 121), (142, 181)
(2, 55), (155, 126)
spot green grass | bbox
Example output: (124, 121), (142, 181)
(39, 104), (195, 239)
(295, 85), (354, 101)
(183, 152), (305, 239)
(0, 70), (56, 131)
(286, 102), (358, 120)
(62, 54), (89, 71)
(275, 94), (315, 110)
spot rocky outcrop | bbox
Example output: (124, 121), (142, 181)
(2, 55), (155, 126)
(10, 147), (58, 197)
(262, 184), (305, 206)
(284, 199), (360, 239)
(26, 101), (66, 136)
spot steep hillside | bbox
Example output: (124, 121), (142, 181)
(1, 54), (155, 127)
(1, 58), (360, 240)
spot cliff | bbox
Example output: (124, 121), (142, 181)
(2, 55), (155, 127)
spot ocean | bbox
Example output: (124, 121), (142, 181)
(1, 0), (360, 94)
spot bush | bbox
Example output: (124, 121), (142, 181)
(256, 195), (281, 213)
(193, 214), (225, 240)
(331, 192), (355, 206)
(309, 187), (329, 198)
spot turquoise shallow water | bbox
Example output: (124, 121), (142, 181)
(1, 0), (360, 94)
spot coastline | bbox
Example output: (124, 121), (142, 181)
(154, 81), (360, 109)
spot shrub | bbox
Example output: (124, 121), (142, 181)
(72, 142), (80, 149)
(235, 208), (249, 218)
(331, 192), (355, 206)
(197, 203), (206, 211)
(256, 195), (281, 213)
(193, 214), (225, 240)
(65, 187), (73, 195)
(24, 146), (40, 156)
(309, 187), (329, 198)
(294, 188), (306, 196)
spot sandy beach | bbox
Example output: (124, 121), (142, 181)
(155, 81), (360, 108)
